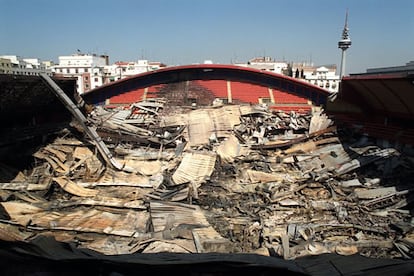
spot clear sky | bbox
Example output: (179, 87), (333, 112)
(1, 0), (413, 74)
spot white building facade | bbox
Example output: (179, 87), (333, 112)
(0, 55), (53, 76)
(102, 60), (166, 83)
(52, 53), (109, 94)
(235, 57), (288, 74)
(294, 64), (340, 93)
(53, 53), (166, 94)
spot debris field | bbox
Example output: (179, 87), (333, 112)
(0, 98), (413, 261)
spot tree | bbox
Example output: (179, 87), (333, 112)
(295, 68), (300, 78)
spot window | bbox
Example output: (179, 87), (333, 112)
(94, 77), (98, 82)
(75, 68), (79, 73)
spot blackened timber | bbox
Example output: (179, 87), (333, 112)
(251, 126), (337, 150)
(39, 73), (128, 171)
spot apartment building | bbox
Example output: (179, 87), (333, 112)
(103, 60), (167, 84)
(235, 57), (340, 93)
(0, 55), (53, 76)
(53, 53), (166, 94)
(52, 53), (109, 94)
(294, 64), (340, 93)
(235, 56), (289, 74)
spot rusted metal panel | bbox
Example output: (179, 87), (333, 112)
(0, 98), (412, 264)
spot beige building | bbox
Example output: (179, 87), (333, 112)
(0, 55), (52, 76)
(0, 57), (12, 74)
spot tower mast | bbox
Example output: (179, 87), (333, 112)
(338, 10), (352, 79)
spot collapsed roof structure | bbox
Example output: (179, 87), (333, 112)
(0, 69), (413, 275)
(81, 64), (330, 113)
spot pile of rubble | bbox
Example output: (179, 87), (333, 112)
(0, 98), (413, 261)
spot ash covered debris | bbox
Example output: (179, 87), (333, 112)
(0, 97), (413, 266)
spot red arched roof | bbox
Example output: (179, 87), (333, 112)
(81, 64), (330, 107)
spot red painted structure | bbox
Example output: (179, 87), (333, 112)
(81, 64), (330, 113)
